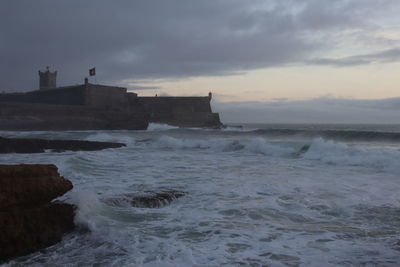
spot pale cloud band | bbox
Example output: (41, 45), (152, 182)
(215, 97), (400, 124)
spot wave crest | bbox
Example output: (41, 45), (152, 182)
(145, 135), (400, 173)
(303, 138), (400, 172)
(149, 136), (297, 156)
(254, 128), (400, 142)
(85, 132), (135, 145)
(147, 123), (179, 131)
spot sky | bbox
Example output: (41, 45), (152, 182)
(1, 0), (400, 123)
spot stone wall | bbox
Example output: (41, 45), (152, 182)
(0, 102), (148, 130)
(0, 85), (222, 130)
(138, 96), (212, 113)
(137, 96), (221, 128)
(0, 86), (87, 106)
(85, 84), (131, 111)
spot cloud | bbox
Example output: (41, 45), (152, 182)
(214, 97), (400, 124)
(309, 48), (400, 66)
(0, 0), (399, 91)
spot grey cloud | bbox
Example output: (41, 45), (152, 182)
(310, 48), (400, 66)
(0, 0), (398, 92)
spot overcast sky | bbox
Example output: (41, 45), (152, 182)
(1, 0), (400, 123)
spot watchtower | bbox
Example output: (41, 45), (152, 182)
(38, 67), (57, 90)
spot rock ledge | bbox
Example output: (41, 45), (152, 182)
(0, 164), (75, 262)
(0, 136), (125, 153)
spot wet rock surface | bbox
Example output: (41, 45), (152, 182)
(0, 136), (125, 153)
(0, 164), (75, 262)
(0, 164), (73, 210)
(106, 190), (187, 208)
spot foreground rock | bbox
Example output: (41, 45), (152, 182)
(106, 190), (187, 208)
(0, 164), (75, 262)
(0, 136), (125, 153)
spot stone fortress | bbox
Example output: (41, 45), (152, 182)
(0, 68), (222, 130)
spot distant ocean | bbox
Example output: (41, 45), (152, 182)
(2, 123), (400, 266)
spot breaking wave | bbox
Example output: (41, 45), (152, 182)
(253, 128), (400, 142)
(142, 135), (400, 173)
(302, 138), (400, 172)
(148, 136), (297, 156)
(147, 123), (179, 131)
(85, 132), (135, 145)
(4, 127), (400, 266)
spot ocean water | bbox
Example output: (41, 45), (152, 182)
(1, 123), (400, 266)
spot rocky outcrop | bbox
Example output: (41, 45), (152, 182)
(0, 164), (75, 262)
(0, 137), (125, 153)
(106, 190), (187, 208)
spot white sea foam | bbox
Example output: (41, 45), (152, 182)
(147, 123), (179, 131)
(149, 135), (297, 156)
(4, 128), (400, 266)
(85, 132), (135, 146)
(70, 190), (104, 231)
(304, 138), (400, 172)
(222, 125), (258, 132)
(244, 137), (296, 155)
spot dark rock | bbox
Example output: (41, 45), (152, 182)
(131, 191), (186, 208)
(106, 190), (187, 208)
(0, 203), (75, 261)
(0, 164), (72, 210)
(0, 137), (125, 153)
(0, 164), (75, 262)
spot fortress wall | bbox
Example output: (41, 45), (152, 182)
(138, 97), (212, 114)
(0, 102), (148, 130)
(85, 84), (129, 110)
(137, 96), (221, 127)
(0, 84), (133, 111)
(0, 86), (87, 106)
(0, 85), (222, 130)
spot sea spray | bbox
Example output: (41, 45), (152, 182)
(147, 123), (179, 131)
(70, 190), (104, 231)
(303, 138), (400, 173)
(2, 124), (400, 266)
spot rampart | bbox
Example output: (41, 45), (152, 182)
(0, 77), (222, 130)
(0, 84), (137, 111)
(0, 83), (147, 130)
(137, 96), (221, 128)
(0, 102), (148, 130)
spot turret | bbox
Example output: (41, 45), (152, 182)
(38, 67), (57, 90)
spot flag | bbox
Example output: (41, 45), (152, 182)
(89, 67), (96, 76)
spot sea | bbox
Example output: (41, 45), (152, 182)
(1, 123), (400, 266)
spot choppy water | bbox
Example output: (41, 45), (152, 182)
(1, 123), (400, 266)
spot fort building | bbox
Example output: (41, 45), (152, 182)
(0, 68), (222, 130)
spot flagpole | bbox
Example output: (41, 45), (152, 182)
(89, 67), (96, 84)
